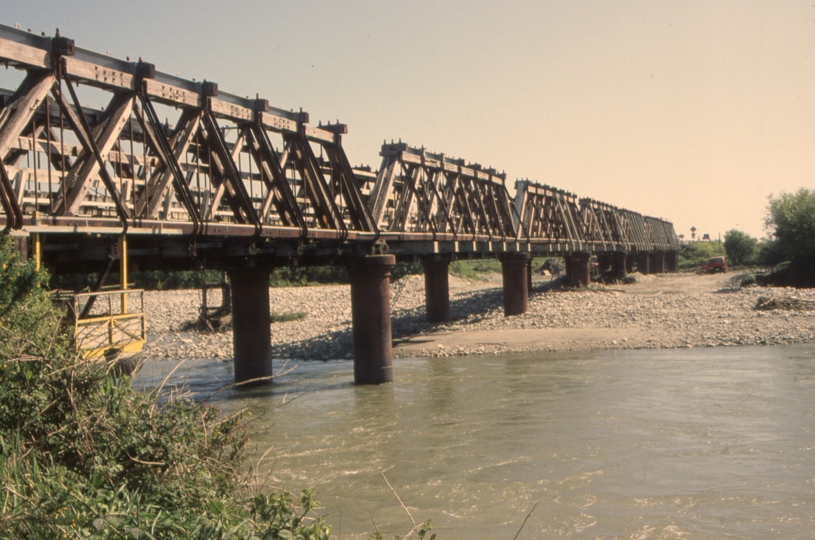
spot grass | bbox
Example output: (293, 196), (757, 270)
(270, 311), (307, 323)
(449, 259), (502, 280)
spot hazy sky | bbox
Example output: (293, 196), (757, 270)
(3, 1), (814, 240)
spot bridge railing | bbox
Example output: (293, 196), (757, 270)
(58, 288), (147, 359)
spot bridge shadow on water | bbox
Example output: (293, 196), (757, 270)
(272, 281), (507, 361)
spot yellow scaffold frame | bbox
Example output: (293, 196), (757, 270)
(71, 289), (146, 359)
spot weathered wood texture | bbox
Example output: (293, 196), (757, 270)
(0, 24), (678, 255)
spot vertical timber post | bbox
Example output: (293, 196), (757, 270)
(567, 252), (591, 287)
(348, 255), (395, 384)
(651, 251), (666, 274)
(501, 253), (530, 316)
(228, 269), (273, 386)
(33, 234), (41, 272)
(637, 252), (651, 274)
(423, 256), (450, 323)
(119, 235), (128, 313)
(611, 252), (627, 281)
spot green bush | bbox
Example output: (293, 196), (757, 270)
(766, 188), (815, 275)
(1, 237), (436, 538)
(678, 241), (725, 270)
(757, 238), (786, 267)
(723, 229), (758, 267)
(0, 236), (332, 539)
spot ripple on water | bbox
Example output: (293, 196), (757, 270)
(134, 345), (815, 539)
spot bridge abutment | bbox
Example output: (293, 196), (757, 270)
(228, 269), (273, 386)
(348, 255), (395, 384)
(651, 252), (666, 274)
(567, 252), (591, 287)
(423, 256), (450, 323)
(637, 252), (651, 274)
(501, 253), (530, 316)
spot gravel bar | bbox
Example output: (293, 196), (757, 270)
(142, 272), (815, 362)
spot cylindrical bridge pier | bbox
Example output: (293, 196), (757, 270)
(228, 269), (273, 386)
(650, 251), (666, 274)
(423, 256), (450, 323)
(637, 252), (651, 275)
(567, 252), (591, 287)
(501, 253), (530, 316)
(348, 255), (395, 385)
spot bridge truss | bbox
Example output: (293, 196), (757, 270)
(0, 24), (679, 272)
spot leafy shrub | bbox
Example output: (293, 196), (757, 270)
(723, 229), (758, 267)
(0, 237), (332, 539)
(766, 188), (815, 276)
(678, 241), (725, 270)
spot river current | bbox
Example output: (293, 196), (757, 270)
(135, 345), (815, 539)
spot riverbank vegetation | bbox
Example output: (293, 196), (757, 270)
(678, 240), (725, 270)
(719, 189), (815, 287)
(0, 236), (325, 538)
(1, 235), (438, 538)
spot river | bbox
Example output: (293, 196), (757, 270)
(135, 345), (815, 539)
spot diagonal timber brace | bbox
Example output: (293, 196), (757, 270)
(201, 109), (260, 233)
(284, 129), (345, 233)
(134, 105), (201, 220)
(246, 121), (307, 235)
(59, 91), (133, 216)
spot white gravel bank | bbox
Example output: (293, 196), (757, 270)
(142, 272), (815, 361)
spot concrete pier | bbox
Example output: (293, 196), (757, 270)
(348, 255), (395, 384)
(637, 252), (651, 275)
(501, 253), (530, 316)
(228, 269), (273, 386)
(423, 257), (450, 323)
(568, 252), (591, 287)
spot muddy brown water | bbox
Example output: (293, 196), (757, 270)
(135, 344), (815, 538)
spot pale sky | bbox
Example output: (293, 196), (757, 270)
(4, 1), (814, 240)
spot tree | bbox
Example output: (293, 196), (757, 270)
(723, 229), (757, 267)
(766, 189), (815, 271)
(678, 240), (725, 269)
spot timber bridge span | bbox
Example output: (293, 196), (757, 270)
(0, 25), (680, 385)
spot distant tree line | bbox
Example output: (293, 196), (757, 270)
(713, 188), (815, 286)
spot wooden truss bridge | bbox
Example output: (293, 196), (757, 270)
(0, 25), (681, 385)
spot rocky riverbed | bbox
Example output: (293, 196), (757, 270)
(142, 271), (815, 362)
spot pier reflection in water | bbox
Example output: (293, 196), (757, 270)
(135, 345), (815, 539)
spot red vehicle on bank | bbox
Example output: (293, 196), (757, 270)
(701, 256), (728, 273)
